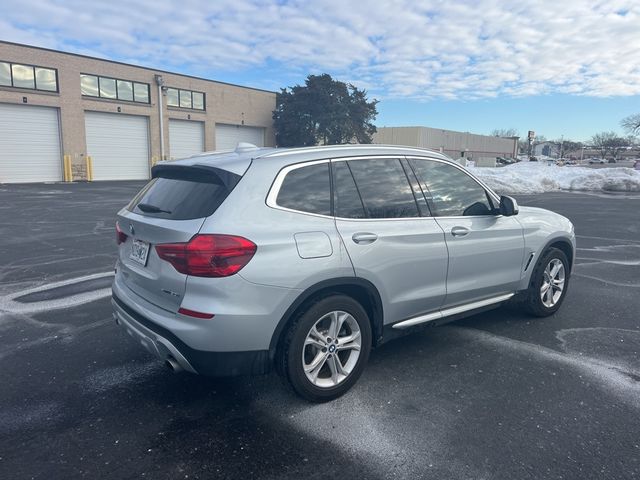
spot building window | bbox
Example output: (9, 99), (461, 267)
(134, 82), (149, 103)
(117, 80), (133, 101)
(0, 61), (58, 92)
(80, 74), (98, 96)
(99, 77), (117, 99)
(192, 92), (204, 110)
(165, 87), (205, 110)
(80, 73), (150, 104)
(35, 67), (57, 91)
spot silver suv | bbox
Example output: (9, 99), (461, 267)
(112, 144), (575, 402)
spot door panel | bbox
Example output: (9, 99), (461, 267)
(332, 157), (449, 325)
(336, 218), (449, 324)
(407, 156), (525, 307)
(436, 215), (524, 306)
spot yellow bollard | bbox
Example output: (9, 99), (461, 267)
(63, 155), (73, 182)
(86, 156), (94, 182)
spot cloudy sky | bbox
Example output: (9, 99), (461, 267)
(3, 0), (639, 140)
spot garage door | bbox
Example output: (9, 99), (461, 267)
(215, 124), (265, 150)
(169, 120), (204, 159)
(85, 112), (149, 181)
(0, 104), (61, 183)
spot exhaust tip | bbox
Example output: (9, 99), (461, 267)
(165, 356), (183, 373)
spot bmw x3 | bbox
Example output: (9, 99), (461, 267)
(112, 144), (575, 402)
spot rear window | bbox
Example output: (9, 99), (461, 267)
(127, 165), (240, 220)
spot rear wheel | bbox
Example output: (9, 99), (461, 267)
(281, 295), (371, 402)
(522, 247), (570, 317)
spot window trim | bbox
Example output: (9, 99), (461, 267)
(405, 155), (502, 219)
(400, 158), (433, 217)
(266, 154), (483, 222)
(0, 60), (59, 93)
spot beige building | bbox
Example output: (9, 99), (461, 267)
(0, 41), (276, 183)
(373, 126), (519, 165)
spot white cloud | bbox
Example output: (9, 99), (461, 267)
(1, 0), (639, 100)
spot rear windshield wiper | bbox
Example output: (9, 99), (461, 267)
(137, 203), (172, 214)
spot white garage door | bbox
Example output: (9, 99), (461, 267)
(85, 112), (149, 181)
(215, 123), (265, 150)
(169, 120), (204, 159)
(0, 104), (61, 183)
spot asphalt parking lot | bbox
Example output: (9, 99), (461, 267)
(1, 182), (639, 479)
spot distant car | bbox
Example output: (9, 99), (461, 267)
(496, 157), (516, 166)
(607, 159), (617, 164)
(588, 158), (606, 164)
(634, 160), (640, 170)
(112, 144), (576, 402)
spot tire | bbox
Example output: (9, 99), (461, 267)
(522, 247), (570, 317)
(280, 294), (372, 402)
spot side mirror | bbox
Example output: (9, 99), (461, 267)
(499, 195), (519, 216)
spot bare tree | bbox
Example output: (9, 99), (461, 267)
(590, 131), (630, 159)
(554, 139), (582, 158)
(621, 114), (640, 135)
(491, 128), (519, 137)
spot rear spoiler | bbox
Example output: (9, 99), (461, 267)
(151, 163), (241, 190)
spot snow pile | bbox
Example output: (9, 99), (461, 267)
(470, 162), (640, 194)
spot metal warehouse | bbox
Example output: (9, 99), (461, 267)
(374, 126), (518, 164)
(0, 41), (276, 183)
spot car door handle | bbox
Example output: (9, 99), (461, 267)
(451, 226), (470, 237)
(352, 232), (378, 244)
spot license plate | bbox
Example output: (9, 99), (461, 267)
(130, 239), (150, 266)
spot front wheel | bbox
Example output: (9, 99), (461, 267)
(522, 247), (570, 317)
(281, 295), (372, 402)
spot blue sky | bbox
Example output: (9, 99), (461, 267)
(2, 0), (639, 142)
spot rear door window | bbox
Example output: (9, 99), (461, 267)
(128, 166), (240, 220)
(276, 162), (331, 215)
(347, 158), (420, 218)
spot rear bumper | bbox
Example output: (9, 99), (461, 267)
(112, 293), (270, 376)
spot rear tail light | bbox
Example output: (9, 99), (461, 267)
(116, 222), (128, 245)
(155, 234), (257, 277)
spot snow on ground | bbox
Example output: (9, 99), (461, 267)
(470, 162), (640, 194)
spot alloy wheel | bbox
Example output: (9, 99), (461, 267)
(302, 310), (362, 388)
(540, 258), (565, 308)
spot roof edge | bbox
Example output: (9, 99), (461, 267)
(0, 40), (276, 95)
